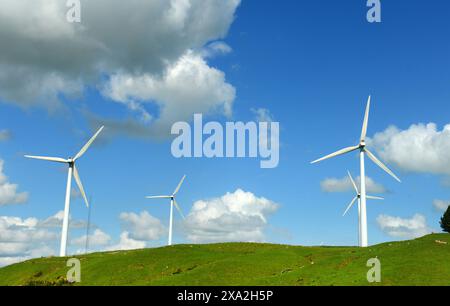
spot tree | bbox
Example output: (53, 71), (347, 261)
(440, 206), (450, 233)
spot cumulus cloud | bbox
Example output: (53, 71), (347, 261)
(0, 216), (56, 244)
(38, 210), (88, 229)
(0, 214), (59, 266)
(201, 41), (233, 58)
(102, 51), (236, 132)
(433, 200), (450, 212)
(0, 0), (240, 137)
(119, 211), (166, 241)
(252, 108), (275, 123)
(0, 130), (11, 141)
(0, 159), (28, 206)
(71, 229), (111, 247)
(95, 211), (165, 252)
(0, 209), (165, 265)
(320, 175), (386, 194)
(0, 246), (54, 267)
(369, 123), (450, 175)
(376, 214), (433, 239)
(184, 189), (279, 243)
(105, 232), (146, 252)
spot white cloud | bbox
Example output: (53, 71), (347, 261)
(252, 108), (275, 123)
(376, 214), (433, 239)
(38, 210), (88, 229)
(102, 51), (235, 130)
(105, 232), (146, 252)
(320, 175), (386, 194)
(369, 123), (450, 175)
(0, 214), (59, 266)
(0, 246), (54, 267)
(0, 0), (240, 137)
(71, 229), (111, 247)
(0, 209), (164, 266)
(119, 211), (166, 241)
(0, 217), (56, 244)
(0, 130), (11, 141)
(184, 189), (279, 243)
(0, 159), (28, 206)
(433, 200), (450, 212)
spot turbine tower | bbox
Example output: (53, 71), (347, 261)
(311, 96), (400, 247)
(146, 175), (186, 246)
(25, 126), (104, 257)
(343, 171), (384, 246)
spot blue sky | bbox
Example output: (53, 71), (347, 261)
(1, 0), (450, 265)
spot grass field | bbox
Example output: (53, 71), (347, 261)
(0, 234), (449, 286)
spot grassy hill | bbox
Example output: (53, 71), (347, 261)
(0, 234), (449, 286)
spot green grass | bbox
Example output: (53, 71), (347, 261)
(1, 234), (449, 286)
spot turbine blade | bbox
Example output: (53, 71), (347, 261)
(173, 199), (185, 220)
(24, 155), (68, 163)
(365, 149), (401, 183)
(343, 196), (358, 216)
(367, 195), (384, 200)
(146, 196), (172, 199)
(347, 170), (359, 194)
(360, 96), (371, 142)
(73, 165), (89, 208)
(311, 146), (360, 164)
(74, 126), (104, 161)
(173, 175), (186, 196)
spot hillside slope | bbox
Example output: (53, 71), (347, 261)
(0, 234), (449, 286)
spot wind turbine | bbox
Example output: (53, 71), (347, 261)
(343, 171), (384, 246)
(146, 175), (186, 246)
(311, 96), (400, 247)
(25, 126), (104, 257)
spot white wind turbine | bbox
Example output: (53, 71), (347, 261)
(25, 126), (104, 257)
(311, 96), (400, 247)
(343, 171), (384, 247)
(146, 175), (186, 246)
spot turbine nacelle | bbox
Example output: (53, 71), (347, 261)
(146, 175), (187, 246)
(24, 126), (105, 257)
(24, 125), (105, 209)
(310, 96), (401, 183)
(343, 171), (384, 217)
(146, 175), (187, 219)
(311, 96), (400, 247)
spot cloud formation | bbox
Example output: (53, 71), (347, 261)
(0, 159), (28, 206)
(252, 108), (275, 123)
(0, 0), (240, 137)
(71, 229), (111, 247)
(0, 215), (58, 266)
(119, 211), (166, 241)
(369, 123), (450, 175)
(320, 175), (386, 194)
(38, 210), (88, 229)
(102, 51), (236, 133)
(184, 189), (279, 243)
(376, 214), (433, 239)
(105, 232), (146, 252)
